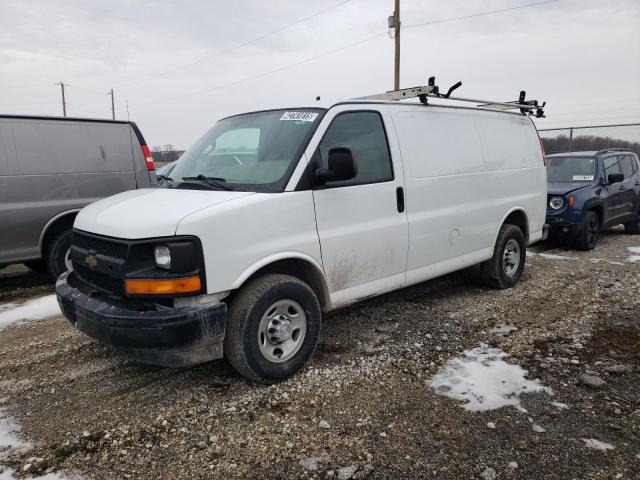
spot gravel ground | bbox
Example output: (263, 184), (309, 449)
(0, 229), (638, 479)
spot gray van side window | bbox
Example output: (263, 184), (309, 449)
(317, 111), (393, 186)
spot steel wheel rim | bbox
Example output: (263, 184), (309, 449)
(502, 239), (520, 277)
(587, 217), (598, 245)
(64, 248), (74, 271)
(257, 299), (307, 363)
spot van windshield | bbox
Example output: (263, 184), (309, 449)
(546, 156), (597, 183)
(169, 109), (323, 192)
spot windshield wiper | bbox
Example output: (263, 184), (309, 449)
(180, 175), (233, 191)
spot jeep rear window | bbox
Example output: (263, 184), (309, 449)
(170, 109), (323, 192)
(546, 156), (596, 182)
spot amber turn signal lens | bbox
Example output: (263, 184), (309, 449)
(125, 276), (201, 295)
(568, 195), (574, 206)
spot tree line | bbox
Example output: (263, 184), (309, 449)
(542, 134), (640, 156)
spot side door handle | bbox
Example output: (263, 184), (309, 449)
(396, 186), (405, 213)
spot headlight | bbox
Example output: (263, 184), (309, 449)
(549, 197), (564, 210)
(154, 245), (171, 270)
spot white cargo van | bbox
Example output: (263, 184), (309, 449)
(56, 84), (548, 383)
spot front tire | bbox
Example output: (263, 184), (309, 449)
(224, 274), (321, 383)
(574, 211), (600, 250)
(45, 230), (73, 281)
(481, 224), (526, 289)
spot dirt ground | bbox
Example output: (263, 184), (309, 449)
(0, 229), (638, 479)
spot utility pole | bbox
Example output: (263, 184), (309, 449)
(389, 0), (401, 90)
(108, 89), (115, 120)
(59, 81), (67, 117)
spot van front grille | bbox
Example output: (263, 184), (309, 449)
(74, 263), (124, 297)
(73, 232), (128, 259)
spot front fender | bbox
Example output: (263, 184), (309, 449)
(232, 251), (326, 290)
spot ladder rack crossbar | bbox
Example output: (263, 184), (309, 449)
(358, 79), (546, 118)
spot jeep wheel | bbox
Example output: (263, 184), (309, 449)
(574, 211), (600, 250)
(481, 224), (526, 289)
(224, 274), (321, 383)
(623, 210), (640, 235)
(45, 230), (73, 281)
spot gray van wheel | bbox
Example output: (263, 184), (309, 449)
(481, 224), (526, 289)
(224, 274), (321, 384)
(45, 230), (73, 281)
(24, 260), (48, 274)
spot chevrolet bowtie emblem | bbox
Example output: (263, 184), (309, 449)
(84, 254), (98, 268)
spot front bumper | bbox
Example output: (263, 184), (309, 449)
(545, 217), (578, 237)
(55, 271), (227, 367)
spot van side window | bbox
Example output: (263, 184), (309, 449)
(318, 112), (393, 186)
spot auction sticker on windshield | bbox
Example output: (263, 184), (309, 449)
(280, 111), (318, 122)
(573, 175), (594, 181)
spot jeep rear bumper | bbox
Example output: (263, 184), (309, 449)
(55, 271), (227, 367)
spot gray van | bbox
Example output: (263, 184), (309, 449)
(0, 115), (156, 279)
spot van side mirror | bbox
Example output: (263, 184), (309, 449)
(315, 148), (357, 184)
(607, 173), (624, 185)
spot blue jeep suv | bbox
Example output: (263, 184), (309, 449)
(545, 149), (640, 250)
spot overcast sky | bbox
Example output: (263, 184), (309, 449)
(1, 0), (639, 149)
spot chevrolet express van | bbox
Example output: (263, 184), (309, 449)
(56, 97), (547, 383)
(0, 115), (156, 280)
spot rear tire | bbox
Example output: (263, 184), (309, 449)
(481, 224), (526, 289)
(574, 211), (600, 250)
(623, 209), (640, 235)
(45, 230), (73, 281)
(224, 274), (321, 384)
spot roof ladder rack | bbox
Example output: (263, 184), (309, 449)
(360, 76), (546, 118)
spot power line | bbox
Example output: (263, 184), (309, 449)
(116, 0), (354, 88)
(403, 0), (558, 30)
(135, 0), (558, 107)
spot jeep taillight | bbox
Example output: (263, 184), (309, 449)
(141, 144), (155, 171)
(539, 139), (547, 166)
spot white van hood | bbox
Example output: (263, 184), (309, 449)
(74, 188), (255, 239)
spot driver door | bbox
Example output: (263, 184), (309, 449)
(310, 109), (409, 307)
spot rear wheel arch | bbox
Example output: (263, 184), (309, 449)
(230, 257), (330, 312)
(500, 208), (529, 241)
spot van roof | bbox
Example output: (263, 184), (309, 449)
(0, 114), (130, 125)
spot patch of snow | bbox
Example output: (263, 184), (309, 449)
(627, 246), (640, 263)
(0, 404), (73, 479)
(0, 469), (71, 480)
(0, 295), (60, 330)
(430, 344), (552, 412)
(0, 404), (31, 459)
(551, 401), (569, 410)
(582, 438), (615, 451)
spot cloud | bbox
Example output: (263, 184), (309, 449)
(1, 0), (638, 148)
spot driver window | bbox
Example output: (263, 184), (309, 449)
(317, 111), (393, 186)
(603, 156), (620, 178)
